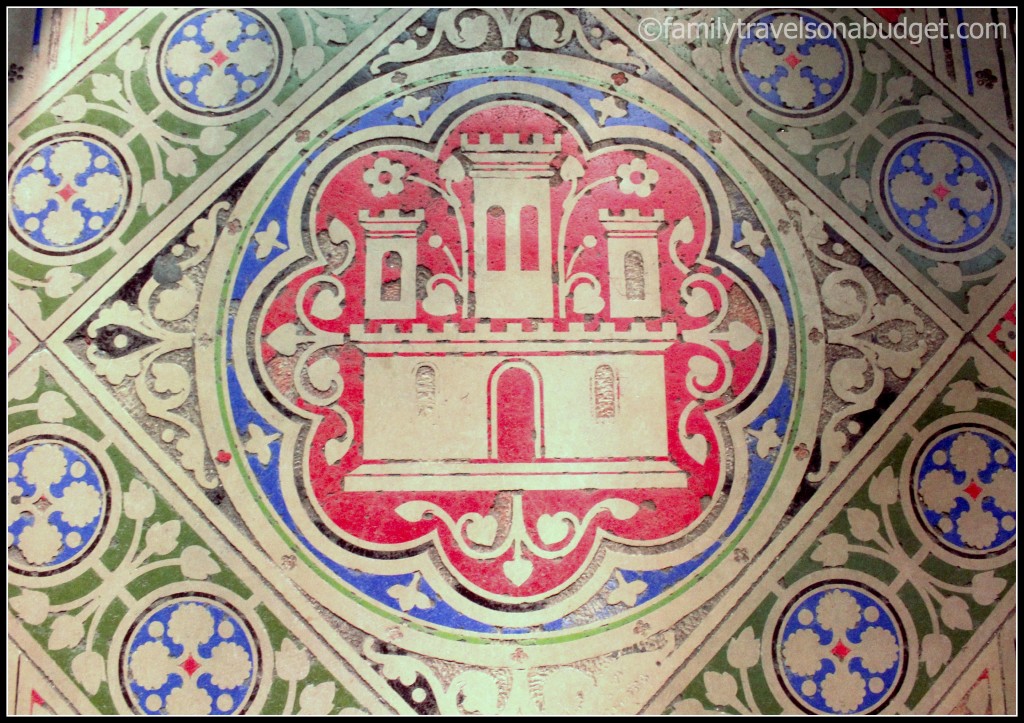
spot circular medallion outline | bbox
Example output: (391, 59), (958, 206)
(111, 586), (269, 716)
(878, 131), (1003, 254)
(909, 423), (1016, 558)
(151, 8), (287, 124)
(7, 433), (112, 578)
(265, 109), (757, 607)
(195, 57), (820, 658)
(771, 579), (908, 715)
(729, 9), (857, 125)
(8, 132), (131, 256)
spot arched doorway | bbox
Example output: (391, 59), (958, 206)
(489, 362), (543, 462)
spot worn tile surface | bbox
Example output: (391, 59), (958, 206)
(7, 8), (1016, 715)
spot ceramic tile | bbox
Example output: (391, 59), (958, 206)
(7, 8), (1016, 715)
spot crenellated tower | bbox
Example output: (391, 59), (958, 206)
(360, 209), (424, 320)
(599, 209), (664, 318)
(461, 133), (560, 319)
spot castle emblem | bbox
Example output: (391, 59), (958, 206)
(250, 104), (769, 601)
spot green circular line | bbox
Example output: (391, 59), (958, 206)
(214, 64), (810, 646)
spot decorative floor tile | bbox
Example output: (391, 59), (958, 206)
(8, 8), (1016, 715)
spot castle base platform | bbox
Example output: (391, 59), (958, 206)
(343, 460), (689, 492)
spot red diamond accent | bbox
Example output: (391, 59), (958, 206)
(180, 655), (201, 677)
(210, 50), (229, 67)
(831, 640), (851, 661)
(216, 450), (232, 464)
(56, 184), (77, 202)
(785, 53), (801, 69)
(874, 9), (906, 24)
(932, 183), (950, 200)
(964, 481), (983, 500)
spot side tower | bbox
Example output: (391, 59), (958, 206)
(360, 209), (423, 319)
(599, 209), (664, 318)
(461, 133), (560, 319)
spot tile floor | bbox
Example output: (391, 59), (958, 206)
(7, 8), (1016, 715)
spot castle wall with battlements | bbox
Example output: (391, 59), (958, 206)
(362, 353), (670, 462)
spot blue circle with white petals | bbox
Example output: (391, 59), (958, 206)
(881, 134), (1001, 252)
(914, 427), (1016, 555)
(159, 9), (281, 115)
(7, 440), (108, 574)
(776, 583), (905, 714)
(124, 596), (259, 715)
(733, 10), (852, 117)
(9, 137), (128, 252)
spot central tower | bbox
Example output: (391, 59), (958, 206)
(462, 132), (560, 319)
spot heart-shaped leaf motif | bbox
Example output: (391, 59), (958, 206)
(298, 682), (337, 716)
(920, 633), (952, 676)
(37, 391), (75, 423)
(317, 17), (349, 44)
(929, 262), (963, 292)
(395, 501), (434, 522)
(971, 570), (1007, 606)
(778, 127), (813, 155)
(602, 499), (640, 520)
(308, 357), (341, 393)
(830, 357), (868, 397)
(725, 321), (758, 351)
(670, 216), (695, 253)
(115, 38), (145, 72)
(465, 515), (498, 547)
(124, 478), (155, 520)
(536, 515), (570, 546)
(71, 651), (106, 695)
(688, 355), (719, 387)
(48, 614), (85, 651)
(276, 638), (311, 683)
(682, 431), (708, 465)
(868, 466), (898, 506)
(146, 520), (181, 557)
(571, 282), (605, 314)
(840, 177), (871, 212)
(919, 95), (950, 121)
(438, 155), (466, 184)
(10, 589), (49, 625)
(294, 45), (325, 80)
(811, 533), (849, 567)
(847, 508), (880, 541)
(199, 126), (236, 156)
(683, 286), (714, 317)
(154, 285), (198, 322)
(560, 155), (584, 183)
(142, 178), (172, 214)
(726, 627), (760, 670)
(816, 146), (847, 176)
(324, 434), (351, 465)
(943, 379), (978, 412)
(703, 671), (738, 707)
(940, 595), (973, 630)
(52, 94), (87, 122)
(150, 362), (189, 395)
(328, 218), (354, 246)
(266, 324), (304, 357)
(179, 545), (220, 580)
(310, 287), (345, 320)
(422, 282), (456, 317)
(43, 266), (84, 298)
(502, 556), (533, 586)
